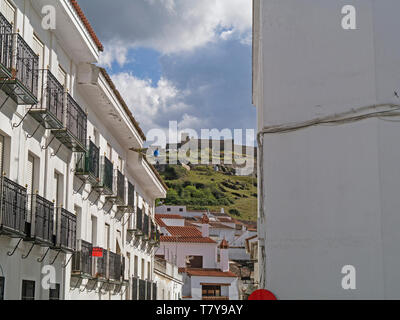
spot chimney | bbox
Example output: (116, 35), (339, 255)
(201, 214), (209, 237)
(219, 239), (230, 272)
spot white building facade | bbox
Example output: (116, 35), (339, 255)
(0, 0), (166, 300)
(253, 0), (400, 299)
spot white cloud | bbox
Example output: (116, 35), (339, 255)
(110, 72), (191, 131)
(82, 0), (252, 66)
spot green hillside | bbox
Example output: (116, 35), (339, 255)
(156, 165), (258, 222)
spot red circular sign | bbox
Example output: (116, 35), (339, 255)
(248, 289), (277, 300)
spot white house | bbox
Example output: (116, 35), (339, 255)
(0, 0), (166, 300)
(253, 0), (400, 299)
(156, 214), (239, 300)
(153, 257), (183, 300)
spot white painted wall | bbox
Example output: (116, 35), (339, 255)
(254, 0), (400, 299)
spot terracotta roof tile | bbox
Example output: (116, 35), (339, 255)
(219, 239), (229, 249)
(210, 222), (234, 229)
(70, 0), (104, 52)
(165, 226), (202, 237)
(217, 217), (233, 223)
(155, 216), (167, 228)
(181, 268), (237, 278)
(156, 214), (185, 219)
(160, 236), (216, 244)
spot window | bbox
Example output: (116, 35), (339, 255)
(186, 256), (203, 269)
(21, 280), (35, 300)
(179, 208), (183, 212)
(147, 261), (151, 280)
(49, 284), (60, 300)
(0, 277), (4, 300)
(32, 35), (44, 69)
(1, 0), (15, 26)
(202, 285), (221, 298)
(167, 208), (171, 212)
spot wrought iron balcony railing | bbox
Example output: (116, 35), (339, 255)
(71, 240), (93, 278)
(112, 169), (125, 205)
(95, 249), (108, 279)
(108, 251), (123, 282)
(29, 69), (64, 130)
(127, 181), (135, 209)
(152, 282), (157, 300)
(1, 33), (39, 105)
(53, 208), (77, 253)
(146, 280), (152, 300)
(0, 176), (27, 237)
(96, 156), (113, 195)
(75, 140), (100, 185)
(132, 277), (138, 300)
(0, 12), (13, 78)
(136, 207), (143, 233)
(51, 93), (87, 153)
(25, 194), (54, 246)
(143, 214), (150, 240)
(138, 279), (146, 300)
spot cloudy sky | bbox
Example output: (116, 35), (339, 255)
(79, 0), (255, 145)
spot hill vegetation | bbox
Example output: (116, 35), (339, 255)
(156, 165), (258, 222)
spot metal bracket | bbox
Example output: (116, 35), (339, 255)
(50, 250), (61, 265)
(37, 247), (50, 263)
(83, 187), (98, 202)
(86, 279), (98, 293)
(21, 242), (36, 259)
(51, 143), (63, 157)
(12, 105), (35, 128)
(62, 252), (74, 268)
(73, 179), (86, 195)
(41, 135), (56, 150)
(26, 121), (42, 139)
(97, 280), (108, 294)
(7, 238), (23, 256)
(122, 211), (133, 226)
(70, 277), (83, 291)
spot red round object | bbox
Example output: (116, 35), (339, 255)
(248, 289), (277, 300)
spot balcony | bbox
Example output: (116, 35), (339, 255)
(132, 277), (138, 300)
(94, 249), (108, 280)
(143, 214), (150, 241)
(51, 93), (87, 153)
(28, 69), (64, 130)
(71, 240), (93, 278)
(75, 140), (100, 186)
(53, 208), (77, 253)
(108, 251), (123, 283)
(139, 279), (146, 300)
(25, 194), (54, 246)
(107, 169), (125, 206)
(0, 176), (27, 238)
(95, 156), (113, 195)
(127, 182), (135, 209)
(1, 33), (39, 105)
(0, 13), (13, 78)
(135, 207), (143, 235)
